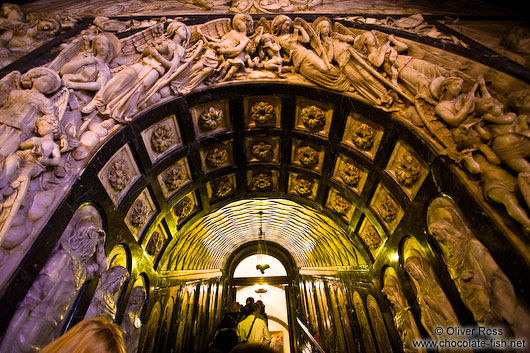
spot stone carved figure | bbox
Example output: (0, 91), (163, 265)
(404, 246), (463, 351)
(0, 67), (61, 159)
(382, 269), (425, 353)
(82, 21), (191, 122)
(121, 285), (147, 353)
(85, 265), (129, 321)
(313, 17), (395, 109)
(59, 33), (121, 107)
(0, 206), (106, 353)
(427, 197), (530, 338)
(177, 15), (253, 95)
(271, 15), (350, 93)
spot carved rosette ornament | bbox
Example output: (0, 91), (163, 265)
(173, 196), (194, 220)
(339, 161), (361, 187)
(163, 165), (187, 191)
(301, 105), (326, 129)
(330, 193), (352, 215)
(360, 225), (382, 252)
(130, 200), (150, 228)
(395, 154), (421, 187)
(378, 195), (399, 223)
(296, 145), (319, 168)
(150, 123), (174, 153)
(199, 107), (223, 130)
(213, 177), (233, 198)
(206, 147), (229, 167)
(250, 101), (275, 125)
(351, 122), (375, 150)
(293, 176), (313, 196)
(108, 159), (131, 192)
(145, 231), (164, 256)
(251, 141), (273, 160)
(251, 173), (273, 191)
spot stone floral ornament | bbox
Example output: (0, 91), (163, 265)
(359, 224), (382, 255)
(212, 176), (234, 198)
(339, 161), (362, 188)
(301, 105), (326, 130)
(293, 176), (314, 196)
(163, 164), (187, 191)
(150, 123), (174, 154)
(329, 193), (352, 216)
(108, 159), (131, 192)
(129, 199), (150, 228)
(199, 106), (224, 130)
(394, 153), (421, 187)
(145, 230), (165, 257)
(378, 194), (399, 224)
(206, 146), (229, 167)
(251, 141), (273, 160)
(351, 121), (375, 150)
(249, 171), (273, 191)
(250, 101), (275, 125)
(173, 196), (195, 222)
(296, 145), (319, 169)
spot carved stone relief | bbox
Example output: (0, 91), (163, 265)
(342, 114), (383, 160)
(369, 184), (403, 233)
(352, 291), (377, 353)
(427, 196), (530, 338)
(332, 155), (367, 195)
(382, 267), (425, 353)
(292, 140), (324, 171)
(288, 173), (318, 200)
(385, 141), (429, 200)
(358, 218), (384, 256)
(141, 115), (182, 163)
(246, 136), (280, 163)
(403, 238), (468, 351)
(172, 192), (199, 226)
(124, 188), (156, 241)
(98, 144), (141, 207)
(294, 98), (333, 136)
(158, 158), (192, 200)
(325, 188), (354, 222)
(85, 264), (129, 321)
(192, 101), (230, 137)
(248, 170), (278, 192)
(201, 141), (233, 173)
(121, 279), (147, 353)
(143, 224), (169, 262)
(207, 174), (236, 201)
(366, 295), (392, 353)
(0, 205), (106, 353)
(244, 96), (281, 128)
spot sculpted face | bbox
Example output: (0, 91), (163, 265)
(281, 18), (292, 34)
(319, 21), (331, 37)
(32, 75), (55, 94)
(94, 37), (111, 57)
(234, 17), (248, 34)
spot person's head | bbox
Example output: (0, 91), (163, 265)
(92, 33), (121, 63)
(229, 343), (277, 353)
(437, 77), (464, 100)
(40, 317), (126, 353)
(314, 17), (332, 39)
(271, 15), (292, 36)
(256, 300), (265, 312)
(354, 31), (378, 55)
(20, 67), (61, 95)
(166, 21), (191, 46)
(35, 115), (59, 137)
(245, 297), (255, 305)
(233, 14), (253, 35)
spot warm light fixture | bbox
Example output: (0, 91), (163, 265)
(256, 209), (270, 274)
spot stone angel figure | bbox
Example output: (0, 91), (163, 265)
(85, 265), (130, 321)
(176, 14), (258, 95)
(81, 21), (190, 123)
(120, 285), (147, 353)
(270, 15), (350, 93)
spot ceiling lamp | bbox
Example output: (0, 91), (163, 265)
(256, 210), (270, 274)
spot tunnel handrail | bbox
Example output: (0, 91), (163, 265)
(296, 317), (327, 353)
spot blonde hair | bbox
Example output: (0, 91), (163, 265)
(40, 317), (126, 353)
